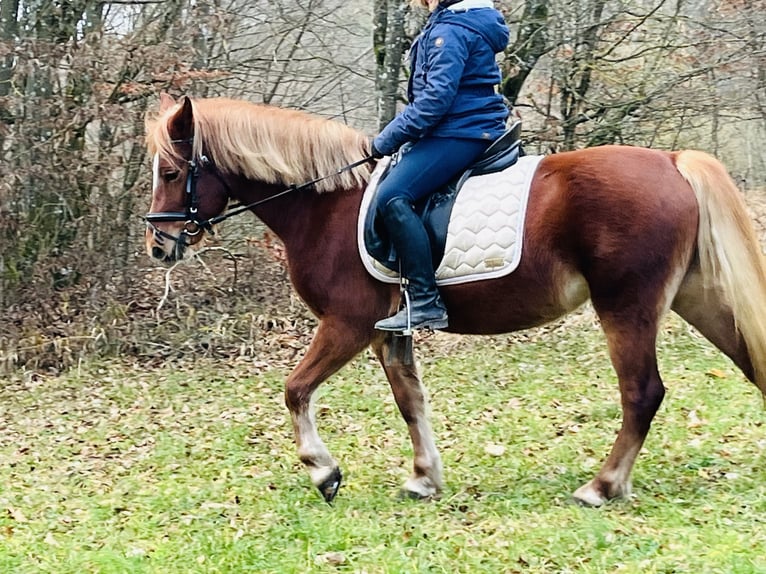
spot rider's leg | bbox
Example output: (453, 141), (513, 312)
(373, 137), (489, 331)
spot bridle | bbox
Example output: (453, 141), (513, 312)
(145, 143), (221, 248)
(145, 137), (374, 254)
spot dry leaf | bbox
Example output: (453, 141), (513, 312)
(687, 410), (706, 428)
(7, 506), (28, 523)
(485, 443), (506, 457)
(316, 552), (346, 566)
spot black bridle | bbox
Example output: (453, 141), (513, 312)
(145, 139), (374, 253)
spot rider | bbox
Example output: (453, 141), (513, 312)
(371, 0), (510, 332)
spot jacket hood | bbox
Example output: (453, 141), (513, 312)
(437, 2), (509, 53)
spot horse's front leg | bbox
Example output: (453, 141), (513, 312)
(284, 319), (369, 502)
(372, 334), (443, 499)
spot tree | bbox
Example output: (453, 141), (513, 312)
(373, 0), (409, 128)
(499, 0), (765, 163)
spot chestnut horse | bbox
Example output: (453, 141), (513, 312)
(145, 95), (766, 506)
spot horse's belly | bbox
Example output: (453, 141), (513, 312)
(441, 266), (590, 335)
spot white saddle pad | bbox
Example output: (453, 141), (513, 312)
(358, 154), (543, 286)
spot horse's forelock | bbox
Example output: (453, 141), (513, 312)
(145, 103), (187, 170)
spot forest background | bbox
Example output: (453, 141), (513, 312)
(0, 0), (764, 373)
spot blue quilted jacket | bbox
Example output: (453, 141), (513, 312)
(373, 1), (509, 156)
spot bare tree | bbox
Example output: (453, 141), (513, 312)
(373, 0), (410, 128)
(500, 0), (764, 165)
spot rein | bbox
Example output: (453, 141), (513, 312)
(145, 139), (374, 250)
(205, 154), (374, 227)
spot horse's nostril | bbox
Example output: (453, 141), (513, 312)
(152, 246), (165, 260)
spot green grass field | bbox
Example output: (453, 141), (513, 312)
(1, 311), (765, 573)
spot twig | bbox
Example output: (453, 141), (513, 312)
(157, 260), (183, 312)
(155, 246), (239, 312)
(194, 246), (239, 287)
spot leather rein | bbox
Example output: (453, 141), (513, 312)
(145, 137), (375, 248)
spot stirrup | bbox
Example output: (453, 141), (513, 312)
(392, 272), (413, 335)
(374, 289), (449, 332)
(375, 283), (413, 334)
(383, 277), (415, 366)
(401, 288), (413, 336)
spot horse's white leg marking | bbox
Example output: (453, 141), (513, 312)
(573, 443), (640, 506)
(291, 396), (337, 487)
(402, 392), (443, 498)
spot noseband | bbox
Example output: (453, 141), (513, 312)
(145, 138), (374, 255)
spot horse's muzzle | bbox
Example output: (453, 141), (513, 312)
(151, 246), (173, 262)
(146, 225), (188, 264)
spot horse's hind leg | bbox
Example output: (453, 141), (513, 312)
(372, 334), (443, 498)
(284, 318), (370, 503)
(573, 308), (667, 506)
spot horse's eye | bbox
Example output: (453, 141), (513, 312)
(163, 171), (180, 183)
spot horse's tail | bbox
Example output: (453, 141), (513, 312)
(675, 150), (766, 397)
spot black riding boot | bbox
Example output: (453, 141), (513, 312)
(374, 197), (448, 332)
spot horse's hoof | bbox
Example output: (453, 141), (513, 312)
(317, 468), (343, 503)
(573, 488), (607, 507)
(573, 479), (609, 506)
(398, 488), (437, 501)
(573, 478), (630, 507)
(400, 476), (440, 501)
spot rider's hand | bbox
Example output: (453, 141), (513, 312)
(370, 139), (385, 159)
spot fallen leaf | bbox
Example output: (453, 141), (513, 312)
(7, 506), (28, 523)
(687, 410), (706, 428)
(316, 551), (346, 566)
(485, 443), (505, 457)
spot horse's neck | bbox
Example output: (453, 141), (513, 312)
(246, 182), (363, 256)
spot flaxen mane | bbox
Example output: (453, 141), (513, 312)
(146, 97), (371, 193)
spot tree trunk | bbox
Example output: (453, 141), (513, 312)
(374, 0), (409, 129)
(501, 0), (549, 106)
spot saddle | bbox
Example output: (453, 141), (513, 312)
(364, 120), (524, 272)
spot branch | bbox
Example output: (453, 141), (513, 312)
(155, 246), (239, 312)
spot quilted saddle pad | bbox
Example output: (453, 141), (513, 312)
(357, 154), (544, 286)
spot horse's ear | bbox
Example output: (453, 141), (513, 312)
(158, 92), (175, 112)
(167, 96), (194, 141)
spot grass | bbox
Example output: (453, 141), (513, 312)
(1, 310), (765, 573)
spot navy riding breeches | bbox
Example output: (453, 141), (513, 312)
(375, 137), (490, 208)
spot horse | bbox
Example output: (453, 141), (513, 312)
(144, 94), (766, 507)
